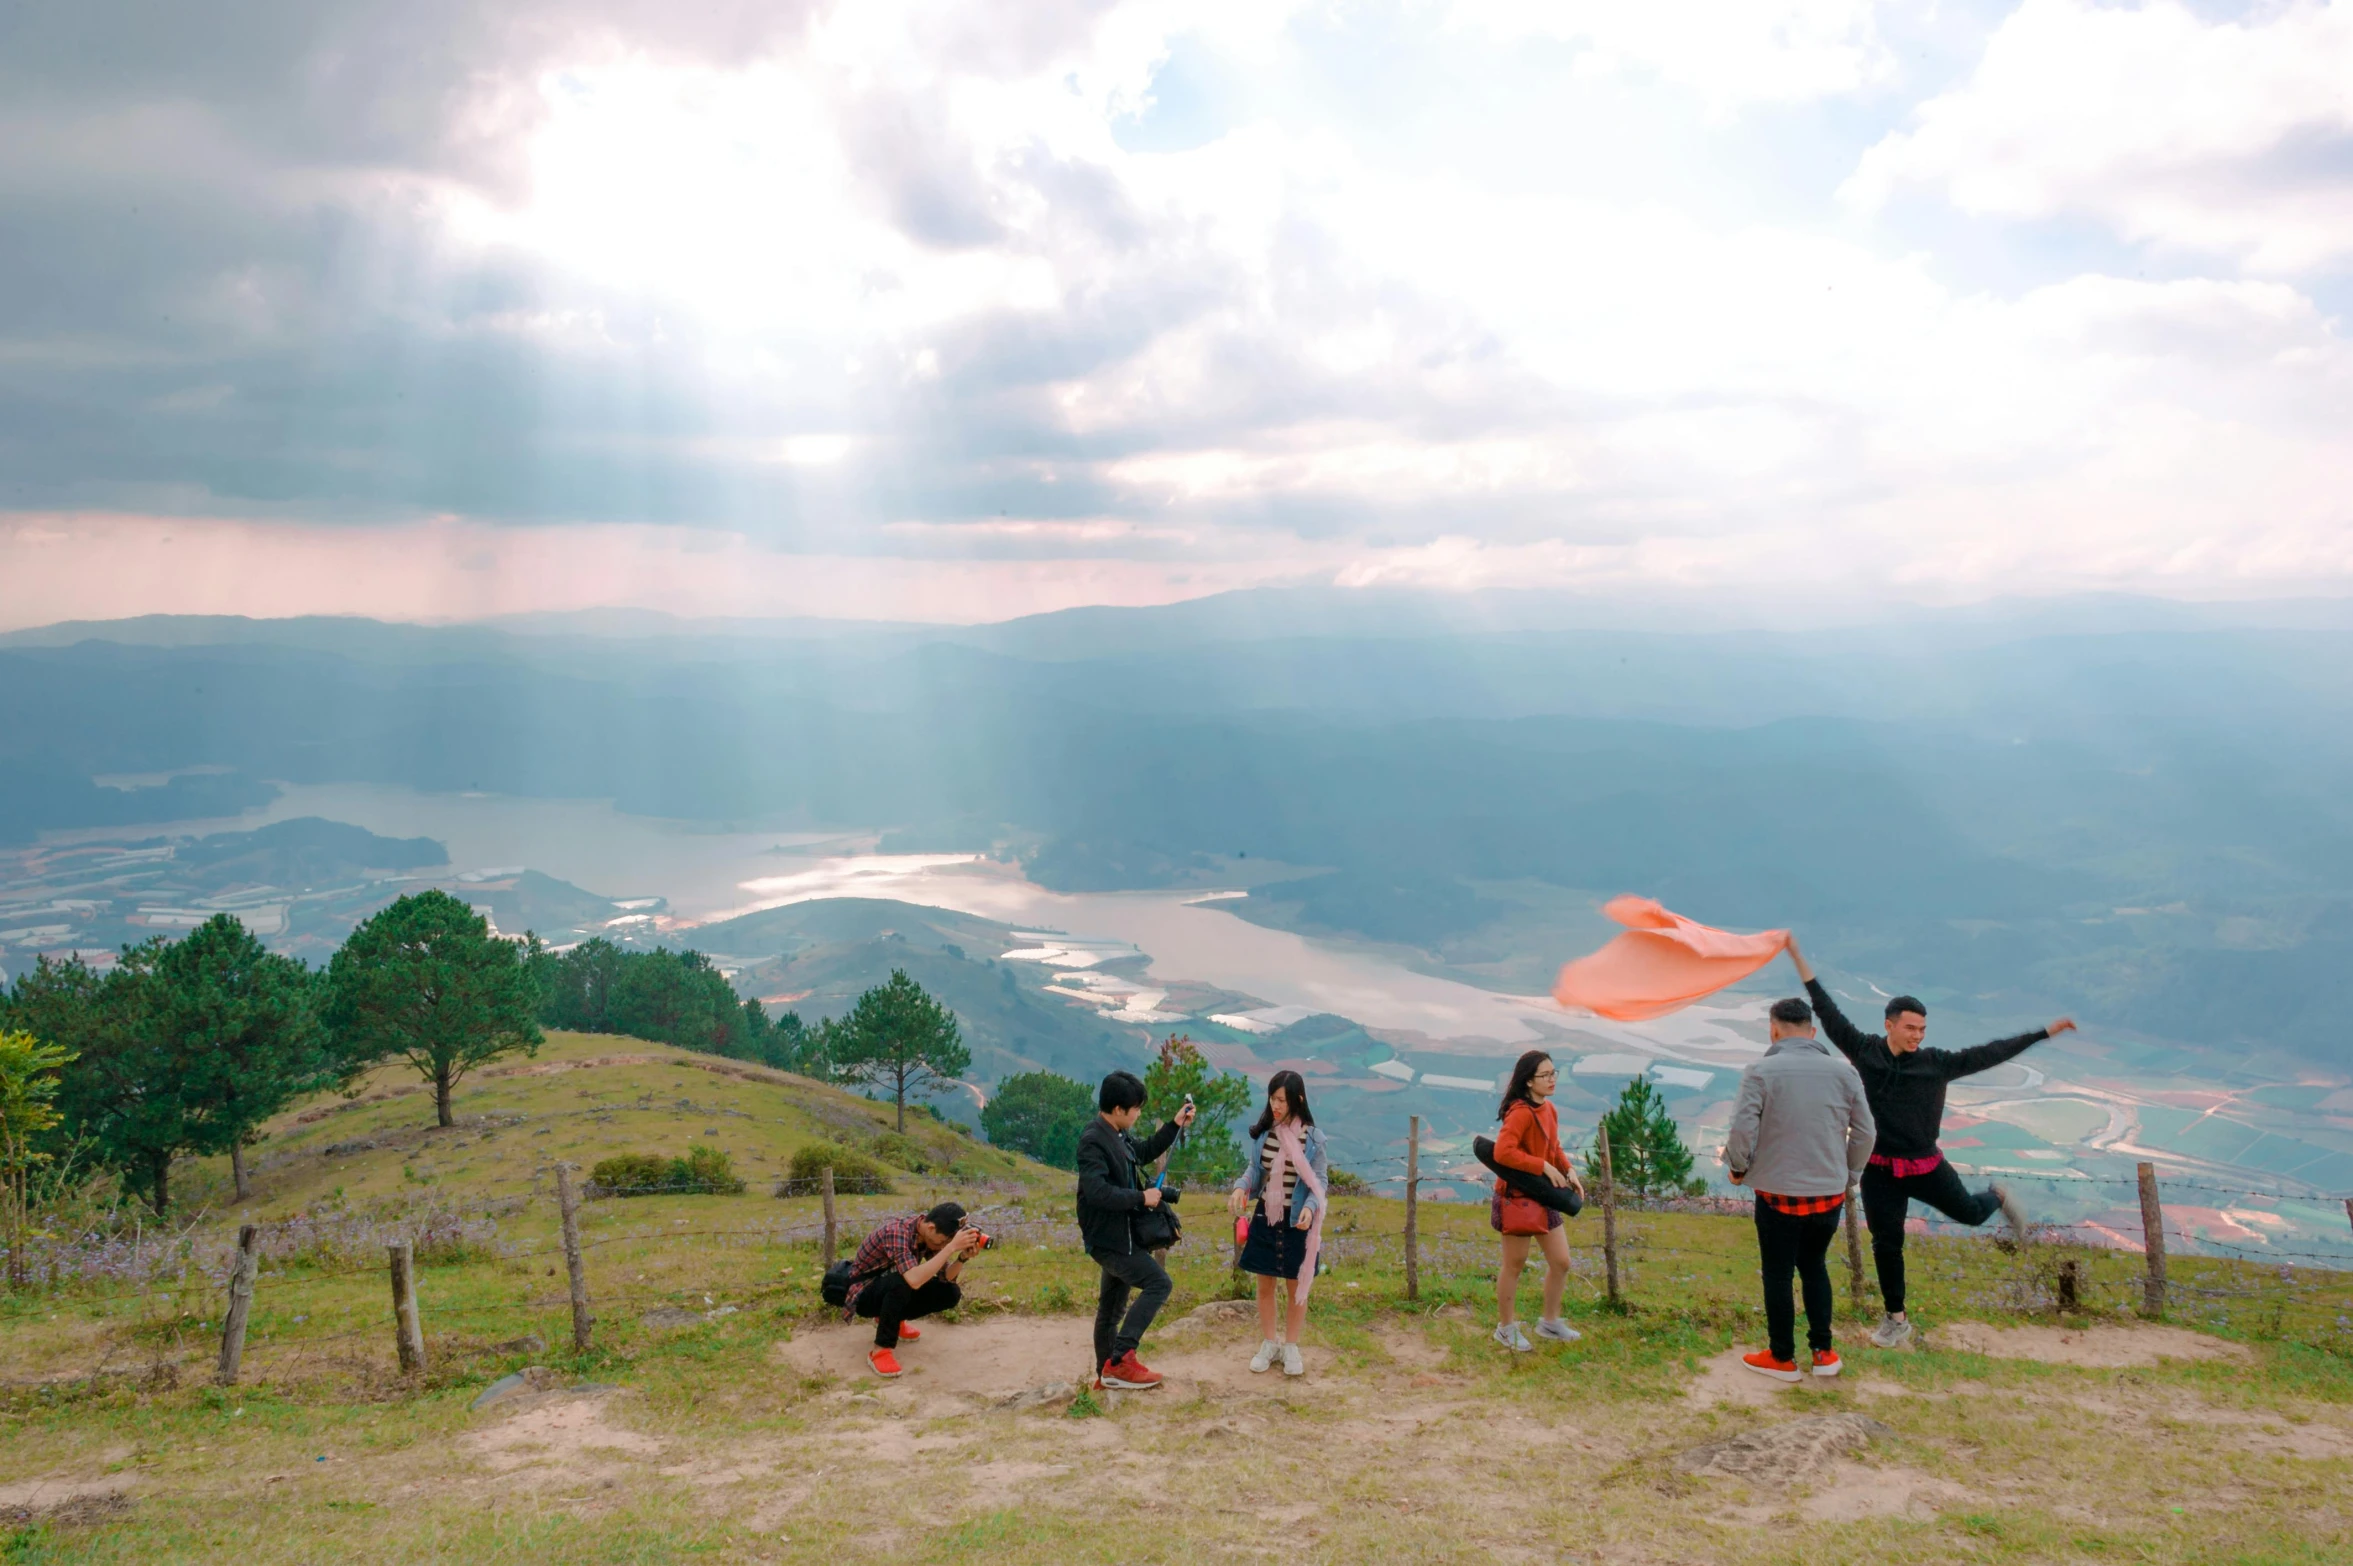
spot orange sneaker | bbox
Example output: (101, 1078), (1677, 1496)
(1812, 1349), (1842, 1378)
(867, 1347), (902, 1378)
(1742, 1350), (1800, 1383)
(1101, 1351), (1164, 1390)
(895, 1323), (921, 1343)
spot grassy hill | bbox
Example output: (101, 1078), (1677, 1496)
(3, 1033), (2352, 1562)
(216, 1029), (1042, 1216)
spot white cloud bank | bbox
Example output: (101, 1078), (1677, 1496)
(0, 0), (2349, 624)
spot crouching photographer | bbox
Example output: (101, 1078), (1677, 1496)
(825, 1201), (990, 1379)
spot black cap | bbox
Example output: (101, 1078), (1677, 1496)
(925, 1201), (967, 1237)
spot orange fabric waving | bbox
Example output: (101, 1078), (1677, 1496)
(1551, 896), (1788, 1022)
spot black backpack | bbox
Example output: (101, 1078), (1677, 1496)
(820, 1259), (887, 1308)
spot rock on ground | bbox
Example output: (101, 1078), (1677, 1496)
(1674, 1414), (1892, 1483)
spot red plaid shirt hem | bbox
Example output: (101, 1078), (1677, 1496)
(1756, 1191), (1846, 1216)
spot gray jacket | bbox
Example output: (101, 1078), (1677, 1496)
(1724, 1033), (1875, 1199)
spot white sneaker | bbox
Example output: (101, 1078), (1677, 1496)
(1492, 1322), (1533, 1353)
(1994, 1183), (2029, 1244)
(1533, 1317), (1581, 1344)
(1281, 1343), (1305, 1377)
(1250, 1339), (1280, 1373)
(1870, 1313), (1914, 1349)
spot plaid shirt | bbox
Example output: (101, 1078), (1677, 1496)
(841, 1213), (927, 1318)
(1757, 1191), (1847, 1216)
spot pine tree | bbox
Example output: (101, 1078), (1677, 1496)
(1587, 1075), (1704, 1197)
(827, 970), (970, 1133)
(325, 890), (543, 1128)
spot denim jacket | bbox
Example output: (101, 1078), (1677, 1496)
(1232, 1123), (1330, 1224)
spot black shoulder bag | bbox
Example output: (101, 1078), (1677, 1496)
(821, 1259), (890, 1308)
(1131, 1180), (1182, 1251)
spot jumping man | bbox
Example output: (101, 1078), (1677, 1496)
(1785, 936), (2076, 1348)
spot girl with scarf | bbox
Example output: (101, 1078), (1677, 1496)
(1226, 1069), (1328, 1377)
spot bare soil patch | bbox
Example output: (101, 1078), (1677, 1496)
(460, 1386), (664, 1488)
(1799, 1461), (1970, 1522)
(1932, 1321), (2249, 1368)
(775, 1318), (1097, 1410)
(0, 1474), (137, 1527)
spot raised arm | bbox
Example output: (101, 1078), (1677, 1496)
(1786, 935), (1869, 1061)
(1135, 1117), (1183, 1165)
(1937, 1018), (2073, 1081)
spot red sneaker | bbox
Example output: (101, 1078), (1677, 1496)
(867, 1347), (902, 1378)
(1812, 1349), (1842, 1378)
(1101, 1351), (1164, 1390)
(1742, 1350), (1800, 1383)
(895, 1323), (921, 1343)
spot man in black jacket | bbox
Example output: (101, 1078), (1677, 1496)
(1076, 1069), (1196, 1389)
(1786, 937), (2075, 1348)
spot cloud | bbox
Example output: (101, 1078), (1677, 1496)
(1, 0), (2350, 621)
(1848, 0), (2353, 271)
(1454, 0), (1896, 112)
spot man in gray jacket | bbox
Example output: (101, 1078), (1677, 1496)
(1723, 996), (1875, 1381)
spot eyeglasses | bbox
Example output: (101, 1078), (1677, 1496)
(1531, 1068), (1557, 1080)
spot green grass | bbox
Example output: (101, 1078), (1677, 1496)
(4, 1033), (2352, 1562)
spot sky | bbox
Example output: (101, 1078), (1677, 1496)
(3, 0), (2351, 627)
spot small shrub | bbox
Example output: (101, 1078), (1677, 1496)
(590, 1148), (744, 1197)
(869, 1131), (931, 1173)
(787, 1142), (893, 1192)
(670, 1146), (745, 1195)
(590, 1154), (668, 1194)
(1326, 1166), (1372, 1197)
(1033, 1280), (1075, 1313)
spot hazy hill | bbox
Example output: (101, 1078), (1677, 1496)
(692, 898), (1166, 1095)
(4, 593), (2352, 1067)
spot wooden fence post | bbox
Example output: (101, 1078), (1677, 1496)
(556, 1163), (593, 1353)
(821, 1167), (838, 1269)
(215, 1224), (260, 1386)
(2136, 1162), (2167, 1319)
(1404, 1115), (1420, 1302)
(2343, 1196), (2352, 1239)
(1843, 1182), (1867, 1305)
(1598, 1125), (1622, 1309)
(388, 1241), (426, 1375)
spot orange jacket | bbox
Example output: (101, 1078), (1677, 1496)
(1492, 1098), (1568, 1179)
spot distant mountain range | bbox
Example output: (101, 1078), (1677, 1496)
(2, 589), (2350, 1071)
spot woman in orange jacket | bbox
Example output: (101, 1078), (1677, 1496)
(1490, 1050), (1586, 1351)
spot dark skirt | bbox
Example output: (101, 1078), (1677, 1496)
(1238, 1206), (1311, 1280)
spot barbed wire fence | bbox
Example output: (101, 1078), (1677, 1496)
(12, 1122), (2353, 1406)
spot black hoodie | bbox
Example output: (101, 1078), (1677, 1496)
(1806, 979), (2048, 1162)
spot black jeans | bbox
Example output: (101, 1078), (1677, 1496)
(1859, 1160), (2002, 1315)
(854, 1272), (961, 1349)
(1090, 1247), (1172, 1368)
(1755, 1201), (1842, 1361)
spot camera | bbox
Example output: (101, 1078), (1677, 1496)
(965, 1229), (994, 1250)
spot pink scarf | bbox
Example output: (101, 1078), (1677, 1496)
(1263, 1118), (1326, 1302)
(1552, 895), (1789, 1022)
